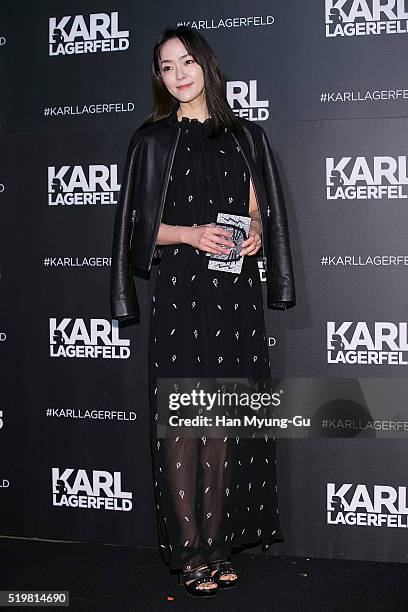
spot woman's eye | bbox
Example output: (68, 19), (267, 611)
(162, 59), (193, 73)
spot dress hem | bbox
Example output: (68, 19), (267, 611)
(159, 533), (285, 571)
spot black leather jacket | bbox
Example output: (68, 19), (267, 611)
(110, 108), (296, 321)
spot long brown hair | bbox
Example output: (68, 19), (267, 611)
(143, 25), (242, 137)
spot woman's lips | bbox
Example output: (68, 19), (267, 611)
(177, 83), (192, 90)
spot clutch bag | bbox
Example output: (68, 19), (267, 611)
(206, 212), (251, 274)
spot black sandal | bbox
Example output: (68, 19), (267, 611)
(178, 565), (218, 597)
(208, 559), (239, 588)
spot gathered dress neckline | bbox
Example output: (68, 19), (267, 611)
(177, 116), (213, 126)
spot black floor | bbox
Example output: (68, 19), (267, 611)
(1, 537), (407, 611)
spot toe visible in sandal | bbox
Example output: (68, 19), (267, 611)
(208, 559), (239, 589)
(179, 565), (218, 597)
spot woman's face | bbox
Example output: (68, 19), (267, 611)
(159, 37), (205, 104)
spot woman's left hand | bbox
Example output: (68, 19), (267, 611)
(239, 225), (262, 256)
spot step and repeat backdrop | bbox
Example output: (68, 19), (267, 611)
(1, 0), (408, 563)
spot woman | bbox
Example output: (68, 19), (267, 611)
(110, 25), (296, 597)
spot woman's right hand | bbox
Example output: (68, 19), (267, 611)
(182, 223), (235, 255)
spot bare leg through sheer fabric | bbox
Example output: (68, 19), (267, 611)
(163, 437), (229, 564)
(163, 435), (240, 590)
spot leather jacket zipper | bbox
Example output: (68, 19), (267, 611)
(230, 132), (267, 271)
(147, 126), (181, 270)
(129, 209), (136, 248)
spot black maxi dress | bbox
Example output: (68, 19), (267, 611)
(148, 115), (283, 573)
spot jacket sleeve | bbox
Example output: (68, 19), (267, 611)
(110, 132), (144, 321)
(258, 126), (296, 310)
